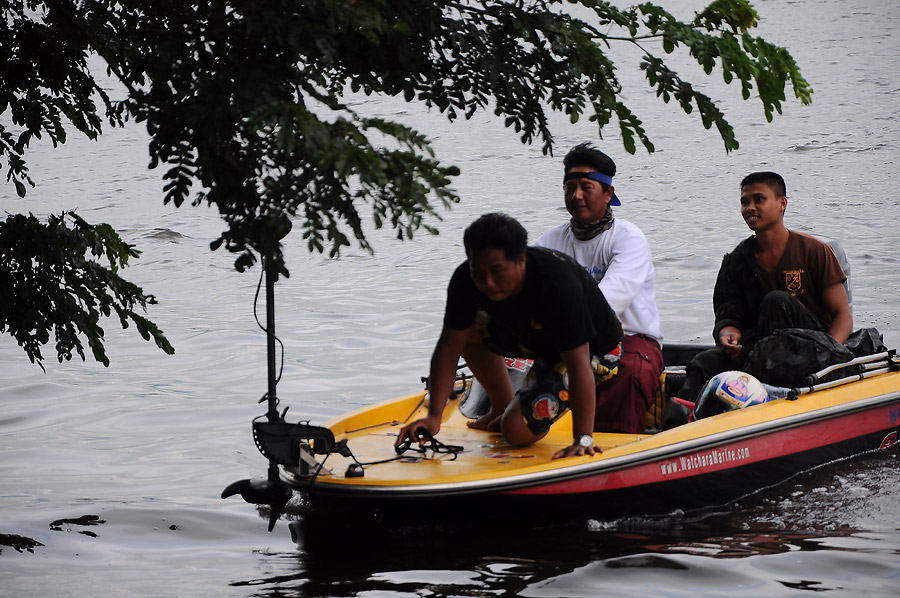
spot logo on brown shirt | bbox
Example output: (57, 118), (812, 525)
(784, 269), (804, 295)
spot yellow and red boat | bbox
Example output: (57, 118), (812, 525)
(225, 343), (900, 529)
(221, 258), (900, 530)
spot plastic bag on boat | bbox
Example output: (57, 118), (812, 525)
(661, 396), (694, 429)
(670, 376), (791, 425)
(694, 370), (769, 419)
(844, 327), (887, 357)
(744, 328), (853, 387)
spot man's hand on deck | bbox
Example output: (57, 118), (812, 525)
(394, 415), (441, 449)
(552, 442), (602, 460)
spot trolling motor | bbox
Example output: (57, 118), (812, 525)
(221, 249), (341, 531)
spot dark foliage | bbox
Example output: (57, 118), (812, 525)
(0, 0), (811, 366)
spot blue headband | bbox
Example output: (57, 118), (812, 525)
(563, 172), (621, 206)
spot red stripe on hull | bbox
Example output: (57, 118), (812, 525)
(506, 401), (900, 496)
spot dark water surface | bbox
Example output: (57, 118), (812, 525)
(2, 0), (899, 596)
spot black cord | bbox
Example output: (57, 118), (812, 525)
(305, 430), (465, 488)
(304, 442), (398, 489)
(394, 428), (464, 460)
(252, 258), (285, 386)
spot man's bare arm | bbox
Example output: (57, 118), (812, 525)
(822, 282), (852, 343)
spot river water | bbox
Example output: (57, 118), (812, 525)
(2, 0), (899, 596)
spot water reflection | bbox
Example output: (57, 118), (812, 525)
(48, 515), (106, 538)
(0, 534), (45, 555)
(218, 449), (900, 597)
(230, 505), (885, 598)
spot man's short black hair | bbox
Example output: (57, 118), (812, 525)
(563, 142), (617, 178)
(741, 171), (787, 198)
(463, 213), (528, 261)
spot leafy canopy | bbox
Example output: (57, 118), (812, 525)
(0, 0), (811, 366)
(0, 212), (174, 369)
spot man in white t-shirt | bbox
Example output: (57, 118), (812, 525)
(535, 143), (664, 433)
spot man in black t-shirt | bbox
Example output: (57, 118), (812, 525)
(394, 213), (624, 459)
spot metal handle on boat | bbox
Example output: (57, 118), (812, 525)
(803, 351), (891, 385)
(790, 364), (892, 398)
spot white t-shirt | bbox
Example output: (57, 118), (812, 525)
(536, 219), (663, 345)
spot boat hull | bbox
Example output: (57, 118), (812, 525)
(284, 370), (900, 517)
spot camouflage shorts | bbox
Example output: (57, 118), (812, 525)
(517, 340), (623, 435)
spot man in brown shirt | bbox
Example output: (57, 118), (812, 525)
(677, 171), (852, 403)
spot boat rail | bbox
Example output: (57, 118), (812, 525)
(787, 350), (898, 398)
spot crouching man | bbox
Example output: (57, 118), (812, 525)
(395, 213), (624, 460)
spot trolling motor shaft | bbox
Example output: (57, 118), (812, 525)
(221, 250), (338, 530)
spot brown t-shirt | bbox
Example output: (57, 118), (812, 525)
(758, 231), (846, 327)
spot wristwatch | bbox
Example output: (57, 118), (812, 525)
(575, 434), (593, 448)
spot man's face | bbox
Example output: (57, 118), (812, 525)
(468, 248), (526, 302)
(564, 166), (615, 224)
(740, 181), (786, 232)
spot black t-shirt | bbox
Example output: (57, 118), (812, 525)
(443, 247), (623, 362)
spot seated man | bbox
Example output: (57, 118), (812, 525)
(536, 143), (664, 433)
(394, 213), (624, 460)
(677, 171), (852, 403)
